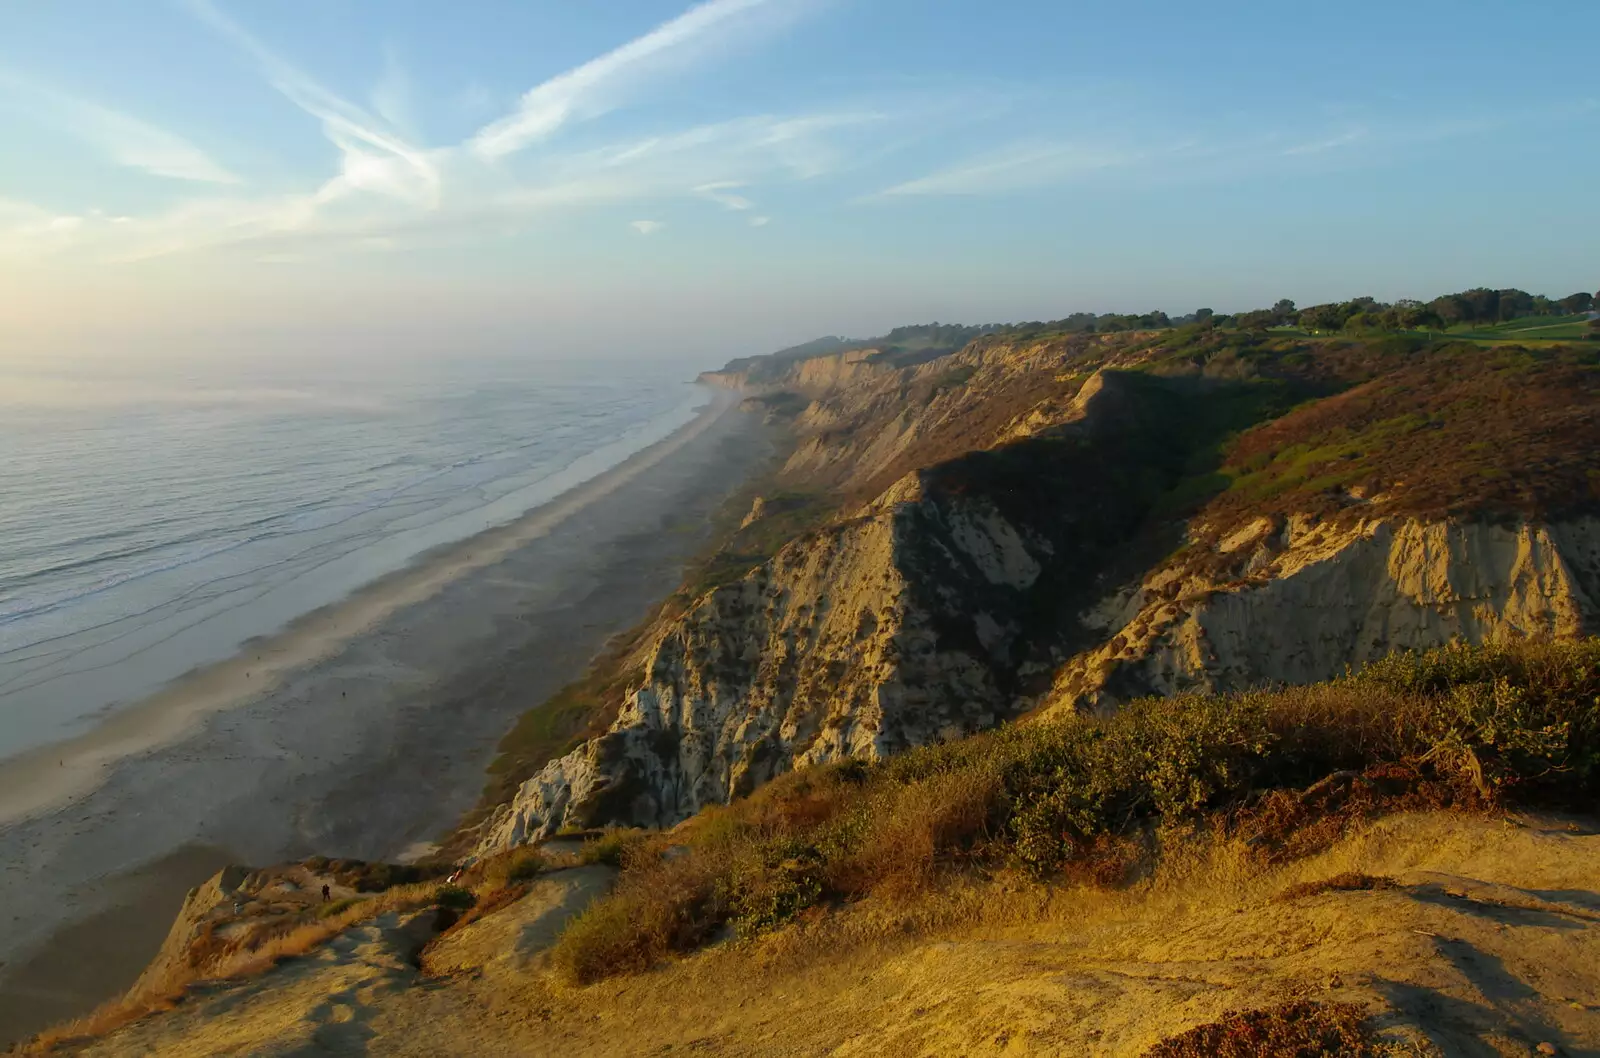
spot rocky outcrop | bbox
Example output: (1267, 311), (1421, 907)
(128, 866), (249, 999)
(1047, 516), (1600, 712)
(476, 474), (1055, 852)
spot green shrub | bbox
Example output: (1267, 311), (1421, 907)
(578, 828), (647, 868)
(726, 836), (827, 936)
(434, 885), (476, 911)
(506, 847), (546, 883)
(551, 854), (728, 985)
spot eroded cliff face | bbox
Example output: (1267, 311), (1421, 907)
(477, 332), (1600, 855)
(478, 475), (1053, 850)
(1048, 516), (1600, 713)
(476, 361), (1183, 854)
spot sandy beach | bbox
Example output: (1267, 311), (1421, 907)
(0, 384), (764, 1045)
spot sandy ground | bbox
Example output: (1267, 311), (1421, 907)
(58, 811), (1600, 1057)
(0, 387), (767, 1046)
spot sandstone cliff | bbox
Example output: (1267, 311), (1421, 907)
(478, 474), (1038, 847)
(1049, 515), (1600, 712)
(476, 330), (1600, 855)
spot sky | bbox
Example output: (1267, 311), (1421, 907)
(0, 0), (1595, 364)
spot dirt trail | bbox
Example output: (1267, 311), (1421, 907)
(65, 812), (1600, 1057)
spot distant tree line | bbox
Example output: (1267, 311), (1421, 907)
(1276, 287), (1597, 335)
(746, 283), (1597, 375)
(995, 286), (1598, 341)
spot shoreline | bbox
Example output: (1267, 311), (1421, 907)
(0, 381), (764, 1045)
(0, 385), (739, 830)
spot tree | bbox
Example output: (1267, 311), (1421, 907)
(1237, 309), (1276, 332)
(1459, 287), (1500, 324)
(1496, 288), (1534, 321)
(1429, 294), (1472, 327)
(1271, 299), (1297, 324)
(1559, 292), (1594, 315)
(1298, 303), (1349, 333)
(1394, 305), (1442, 331)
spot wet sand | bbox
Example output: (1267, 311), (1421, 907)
(0, 384), (765, 1044)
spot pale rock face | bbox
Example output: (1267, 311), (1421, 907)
(475, 477), (1051, 856)
(1048, 517), (1600, 712)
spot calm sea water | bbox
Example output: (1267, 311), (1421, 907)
(0, 355), (709, 758)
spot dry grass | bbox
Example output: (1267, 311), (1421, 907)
(548, 639), (1600, 986)
(1140, 1000), (1386, 1057)
(1277, 872), (1400, 902)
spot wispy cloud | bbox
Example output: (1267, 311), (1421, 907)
(2, 0), (851, 263)
(185, 0), (440, 209)
(749, 215), (770, 227)
(696, 181), (754, 210)
(0, 72), (239, 184)
(1282, 127), (1367, 156)
(631, 219), (665, 235)
(470, 0), (793, 159)
(370, 45), (417, 137)
(877, 142), (1138, 197)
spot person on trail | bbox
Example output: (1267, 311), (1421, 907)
(321, 884), (331, 902)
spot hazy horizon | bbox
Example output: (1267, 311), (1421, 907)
(2, 0), (1594, 365)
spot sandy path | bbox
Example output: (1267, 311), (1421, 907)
(0, 387), (766, 1045)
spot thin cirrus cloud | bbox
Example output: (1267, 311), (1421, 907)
(470, 0), (791, 160)
(1282, 127), (1368, 156)
(876, 142), (1139, 197)
(370, 45), (418, 138)
(0, 0), (840, 263)
(0, 72), (240, 184)
(696, 181), (754, 210)
(630, 219), (665, 235)
(184, 0), (441, 210)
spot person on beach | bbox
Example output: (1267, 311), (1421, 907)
(322, 884), (331, 902)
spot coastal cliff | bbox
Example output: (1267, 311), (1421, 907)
(476, 329), (1600, 853)
(1050, 515), (1600, 712)
(31, 323), (1600, 1058)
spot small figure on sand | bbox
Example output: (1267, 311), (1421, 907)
(321, 884), (331, 902)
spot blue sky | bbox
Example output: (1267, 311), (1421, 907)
(1, 0), (1595, 362)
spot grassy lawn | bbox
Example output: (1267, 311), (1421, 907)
(1450, 314), (1593, 340)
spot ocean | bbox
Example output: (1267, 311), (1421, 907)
(0, 354), (710, 760)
